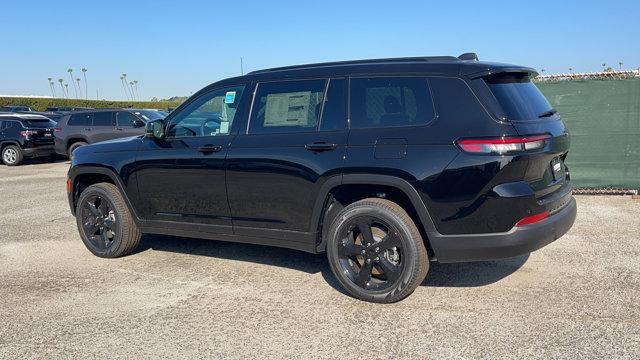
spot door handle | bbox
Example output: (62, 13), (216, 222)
(115, 127), (124, 131)
(305, 142), (337, 152)
(197, 145), (223, 153)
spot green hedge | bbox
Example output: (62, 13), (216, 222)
(0, 97), (184, 112)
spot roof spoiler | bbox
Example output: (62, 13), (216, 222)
(458, 52), (479, 61)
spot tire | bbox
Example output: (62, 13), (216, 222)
(2, 145), (24, 166)
(76, 182), (141, 258)
(68, 141), (87, 161)
(326, 198), (429, 303)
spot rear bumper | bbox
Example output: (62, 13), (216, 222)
(54, 137), (67, 156)
(23, 146), (55, 158)
(429, 196), (577, 263)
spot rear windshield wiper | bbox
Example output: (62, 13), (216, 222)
(538, 108), (557, 118)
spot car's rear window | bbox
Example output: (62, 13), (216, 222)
(22, 119), (56, 128)
(484, 73), (554, 121)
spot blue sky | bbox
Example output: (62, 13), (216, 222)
(2, 0), (639, 100)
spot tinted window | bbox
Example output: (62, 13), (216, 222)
(67, 113), (92, 126)
(319, 78), (347, 131)
(350, 77), (434, 129)
(117, 112), (139, 127)
(484, 73), (553, 121)
(0, 121), (5, 130)
(167, 85), (245, 137)
(22, 119), (56, 128)
(250, 79), (326, 134)
(92, 112), (114, 126)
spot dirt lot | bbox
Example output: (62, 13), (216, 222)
(0, 161), (639, 359)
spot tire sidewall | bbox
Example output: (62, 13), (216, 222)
(68, 142), (86, 161)
(76, 185), (125, 258)
(327, 203), (422, 302)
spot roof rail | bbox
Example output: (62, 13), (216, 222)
(247, 55), (461, 75)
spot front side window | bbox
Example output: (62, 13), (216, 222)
(167, 85), (245, 138)
(67, 113), (92, 126)
(116, 112), (139, 127)
(350, 77), (435, 129)
(249, 79), (326, 134)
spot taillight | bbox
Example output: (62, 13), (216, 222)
(515, 211), (549, 227)
(457, 135), (550, 155)
(54, 128), (62, 133)
(19, 130), (38, 139)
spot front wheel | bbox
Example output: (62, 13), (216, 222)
(76, 182), (141, 258)
(326, 198), (429, 303)
(68, 141), (87, 161)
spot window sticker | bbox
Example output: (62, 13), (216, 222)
(264, 92), (311, 127)
(225, 91), (236, 104)
(219, 121), (230, 134)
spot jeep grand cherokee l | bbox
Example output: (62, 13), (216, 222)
(67, 54), (576, 303)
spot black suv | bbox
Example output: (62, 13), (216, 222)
(67, 54), (576, 303)
(0, 113), (56, 166)
(54, 109), (167, 159)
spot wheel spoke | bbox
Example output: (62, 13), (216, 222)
(103, 218), (115, 229)
(100, 231), (110, 248)
(83, 221), (99, 235)
(98, 200), (109, 217)
(377, 257), (401, 282)
(377, 233), (401, 251)
(338, 241), (364, 257)
(86, 202), (100, 217)
(356, 219), (374, 245)
(354, 260), (373, 287)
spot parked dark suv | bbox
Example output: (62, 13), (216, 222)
(67, 54), (576, 303)
(54, 109), (167, 159)
(0, 113), (56, 166)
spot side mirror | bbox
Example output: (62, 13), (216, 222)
(133, 119), (145, 128)
(145, 120), (165, 140)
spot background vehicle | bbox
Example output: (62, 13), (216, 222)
(44, 106), (94, 112)
(54, 108), (167, 159)
(67, 54), (576, 303)
(0, 105), (35, 112)
(0, 113), (56, 165)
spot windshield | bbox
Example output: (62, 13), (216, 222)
(484, 73), (554, 121)
(133, 110), (168, 122)
(22, 119), (57, 128)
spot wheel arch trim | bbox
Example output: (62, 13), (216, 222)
(69, 165), (141, 224)
(311, 173), (438, 252)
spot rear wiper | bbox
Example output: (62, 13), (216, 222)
(538, 108), (557, 118)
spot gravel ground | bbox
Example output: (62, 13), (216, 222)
(0, 161), (639, 359)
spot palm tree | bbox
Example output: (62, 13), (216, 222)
(133, 80), (140, 101)
(81, 68), (88, 100)
(122, 73), (131, 100)
(64, 84), (69, 98)
(568, 67), (573, 73)
(120, 76), (129, 100)
(58, 78), (65, 98)
(67, 68), (78, 98)
(47, 77), (56, 97)
(619, 61), (623, 70)
(76, 78), (83, 99)
(129, 81), (136, 101)
(602, 63), (606, 72)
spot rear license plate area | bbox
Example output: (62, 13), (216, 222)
(551, 157), (563, 181)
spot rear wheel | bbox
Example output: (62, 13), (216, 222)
(76, 183), (141, 258)
(68, 141), (87, 161)
(2, 145), (23, 166)
(326, 198), (429, 303)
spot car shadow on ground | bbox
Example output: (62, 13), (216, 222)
(137, 234), (529, 292)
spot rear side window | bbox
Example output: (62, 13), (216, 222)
(350, 77), (435, 129)
(249, 79), (326, 134)
(93, 112), (114, 126)
(22, 119), (56, 128)
(484, 73), (553, 121)
(319, 78), (348, 131)
(68, 113), (92, 126)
